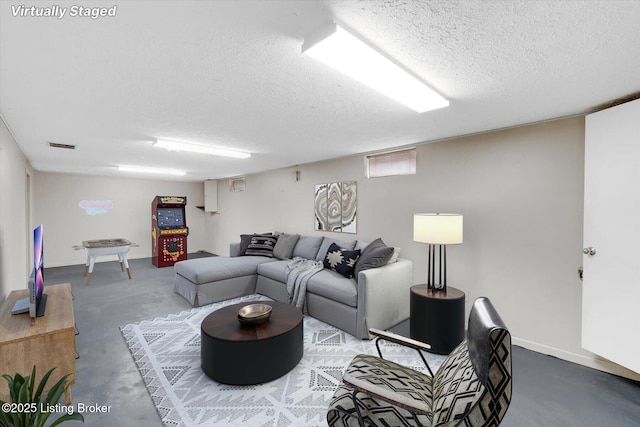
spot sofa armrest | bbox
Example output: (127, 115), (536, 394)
(355, 258), (413, 339)
(229, 242), (241, 257)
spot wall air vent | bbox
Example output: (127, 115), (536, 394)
(48, 142), (76, 150)
(229, 176), (246, 192)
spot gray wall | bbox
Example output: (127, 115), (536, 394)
(0, 117), (34, 300)
(4, 113), (637, 379)
(206, 116), (637, 379)
(33, 172), (207, 267)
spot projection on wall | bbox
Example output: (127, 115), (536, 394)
(79, 200), (114, 215)
(314, 181), (357, 233)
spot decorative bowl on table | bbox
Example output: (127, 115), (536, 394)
(238, 303), (272, 326)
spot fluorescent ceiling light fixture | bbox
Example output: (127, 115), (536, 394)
(117, 165), (186, 176)
(303, 22), (449, 113)
(153, 139), (251, 159)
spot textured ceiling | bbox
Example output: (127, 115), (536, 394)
(1, 0), (639, 181)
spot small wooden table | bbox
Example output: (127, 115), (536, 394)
(410, 285), (466, 354)
(0, 284), (75, 403)
(201, 301), (303, 385)
(81, 238), (134, 285)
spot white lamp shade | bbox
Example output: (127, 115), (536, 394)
(414, 213), (463, 245)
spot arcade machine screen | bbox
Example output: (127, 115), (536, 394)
(157, 208), (185, 228)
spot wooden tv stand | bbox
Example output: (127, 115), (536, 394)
(0, 283), (75, 404)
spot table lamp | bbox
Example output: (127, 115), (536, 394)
(413, 213), (463, 293)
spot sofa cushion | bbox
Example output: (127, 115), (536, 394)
(256, 260), (289, 282)
(292, 236), (324, 260)
(323, 243), (361, 278)
(245, 234), (278, 257)
(353, 238), (394, 279)
(307, 269), (358, 307)
(315, 238), (357, 261)
(174, 256), (274, 284)
(273, 233), (300, 260)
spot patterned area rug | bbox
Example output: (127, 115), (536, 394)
(120, 294), (445, 427)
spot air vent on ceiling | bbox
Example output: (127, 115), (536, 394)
(48, 142), (76, 150)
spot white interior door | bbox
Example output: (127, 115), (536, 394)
(582, 98), (640, 374)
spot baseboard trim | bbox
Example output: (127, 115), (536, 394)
(513, 337), (640, 381)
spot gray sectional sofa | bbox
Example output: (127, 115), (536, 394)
(173, 233), (413, 339)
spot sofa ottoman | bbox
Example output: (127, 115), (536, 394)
(174, 255), (275, 306)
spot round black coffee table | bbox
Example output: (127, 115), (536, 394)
(201, 301), (303, 385)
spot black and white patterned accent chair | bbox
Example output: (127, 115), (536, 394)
(327, 297), (512, 427)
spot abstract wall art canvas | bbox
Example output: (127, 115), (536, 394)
(314, 181), (357, 233)
(314, 184), (328, 231)
(341, 181), (357, 233)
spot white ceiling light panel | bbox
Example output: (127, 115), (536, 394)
(153, 139), (251, 159)
(303, 22), (449, 113)
(117, 165), (186, 176)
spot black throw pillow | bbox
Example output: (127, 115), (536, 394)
(239, 233), (272, 255)
(244, 234), (278, 257)
(323, 242), (361, 279)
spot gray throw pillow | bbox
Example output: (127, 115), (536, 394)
(292, 236), (324, 260)
(387, 247), (401, 264)
(273, 233), (300, 260)
(353, 238), (394, 279)
(238, 234), (253, 255)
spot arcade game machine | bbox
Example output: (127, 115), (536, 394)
(151, 196), (189, 267)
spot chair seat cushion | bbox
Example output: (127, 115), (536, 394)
(346, 354), (434, 414)
(327, 354), (434, 426)
(327, 384), (433, 427)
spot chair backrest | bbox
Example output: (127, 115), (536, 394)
(432, 297), (512, 426)
(467, 297), (510, 386)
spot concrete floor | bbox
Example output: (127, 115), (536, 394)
(40, 256), (640, 426)
(48, 257), (194, 426)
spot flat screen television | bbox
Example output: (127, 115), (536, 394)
(11, 224), (47, 317)
(31, 224), (47, 317)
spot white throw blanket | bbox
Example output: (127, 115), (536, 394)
(285, 257), (324, 311)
